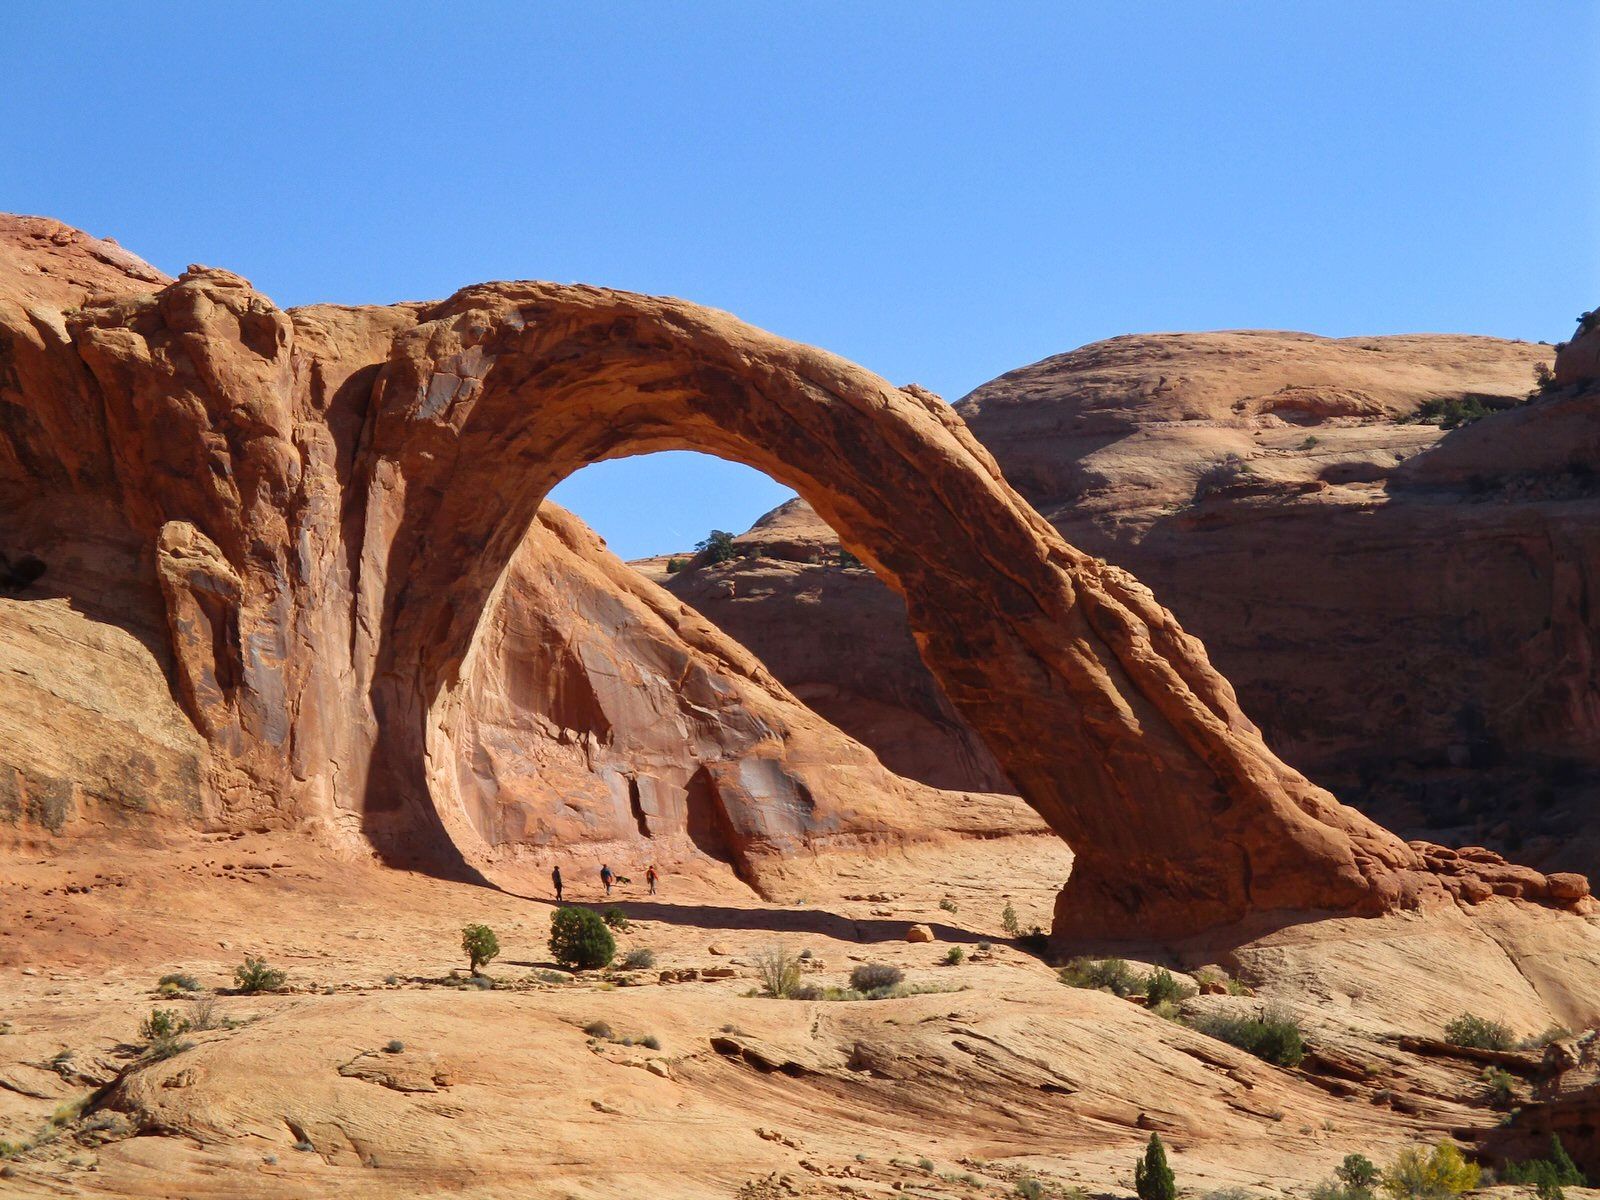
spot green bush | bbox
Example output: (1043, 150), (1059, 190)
(583, 1020), (613, 1039)
(938, 898), (958, 913)
(640, 1034), (661, 1051)
(462, 924), (500, 972)
(1380, 1142), (1478, 1197)
(1143, 968), (1194, 1008)
(1135, 1132), (1177, 1200)
(157, 973), (201, 992)
(620, 947), (656, 970)
(1443, 1013), (1513, 1051)
(1308, 1152), (1382, 1200)
(695, 530), (736, 564)
(849, 963), (904, 993)
(1521, 1024), (1573, 1050)
(602, 906), (631, 931)
(140, 1008), (192, 1060)
(233, 957), (286, 994)
(1480, 1065), (1515, 1107)
(1058, 957), (1139, 997)
(944, 946), (965, 966)
(665, 557), (686, 573)
(1015, 1180), (1045, 1200)
(1193, 1006), (1305, 1067)
(549, 908), (615, 970)
(1402, 396), (1496, 429)
(385, 1039), (405, 1054)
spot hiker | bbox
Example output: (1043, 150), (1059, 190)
(646, 864), (659, 896)
(600, 863), (614, 896)
(552, 864), (563, 902)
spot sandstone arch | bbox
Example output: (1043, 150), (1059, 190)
(2, 234), (1581, 939)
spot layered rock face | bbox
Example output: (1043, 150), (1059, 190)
(668, 330), (1600, 876)
(0, 213), (1586, 938)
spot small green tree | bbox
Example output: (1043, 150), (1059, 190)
(665, 557), (685, 573)
(549, 907), (615, 970)
(1134, 1133), (1177, 1200)
(695, 530), (736, 564)
(1001, 902), (1021, 937)
(462, 924), (500, 973)
(1336, 1153), (1381, 1192)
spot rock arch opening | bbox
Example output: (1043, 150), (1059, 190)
(347, 282), (1461, 939)
(35, 261), (1582, 942)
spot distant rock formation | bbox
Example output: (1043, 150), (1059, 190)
(0, 213), (1587, 938)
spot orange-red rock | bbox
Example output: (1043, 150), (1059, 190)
(0, 214), (1587, 939)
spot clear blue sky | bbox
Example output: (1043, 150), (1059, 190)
(5, 3), (1596, 559)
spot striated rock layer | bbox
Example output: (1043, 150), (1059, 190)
(0, 213), (1586, 939)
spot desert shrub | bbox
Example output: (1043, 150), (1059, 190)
(1381, 1142), (1478, 1197)
(791, 984), (824, 1000)
(188, 996), (219, 1031)
(849, 963), (904, 994)
(917, 1157), (934, 1171)
(1143, 968), (1194, 1008)
(583, 1020), (614, 1039)
(1058, 957), (1138, 997)
(293, 1139), (315, 1152)
(462, 924), (500, 972)
(640, 1034), (661, 1050)
(1501, 1134), (1586, 1194)
(976, 941), (992, 953)
(837, 548), (862, 569)
(1480, 1065), (1516, 1107)
(1135, 1132), (1178, 1200)
(1001, 902), (1021, 937)
(1311, 1153), (1381, 1200)
(140, 1008), (188, 1040)
(1339, 1153), (1381, 1191)
(620, 947), (656, 970)
(1443, 1012), (1513, 1051)
(1521, 1024), (1573, 1050)
(465, 974), (494, 990)
(233, 957), (286, 994)
(755, 946), (802, 998)
(696, 530), (736, 564)
(938, 897), (958, 913)
(384, 1039), (405, 1054)
(158, 973), (201, 992)
(602, 906), (631, 931)
(665, 557), (685, 573)
(1194, 1006), (1305, 1067)
(1401, 396), (1496, 430)
(944, 946), (965, 966)
(140, 1008), (193, 1060)
(1015, 1181), (1045, 1200)
(549, 907), (615, 970)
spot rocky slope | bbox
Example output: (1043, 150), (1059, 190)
(660, 329), (1600, 876)
(1, 212), (1576, 939)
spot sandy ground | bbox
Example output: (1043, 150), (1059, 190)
(3, 829), (1600, 1199)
